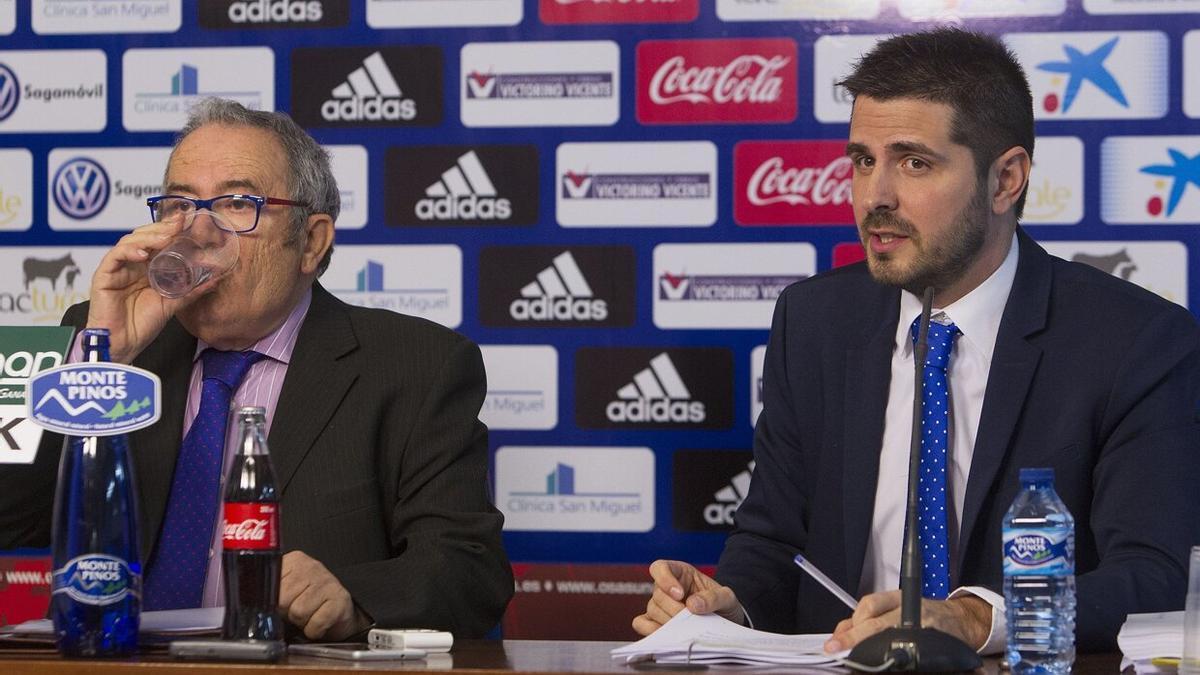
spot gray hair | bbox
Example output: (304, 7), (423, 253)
(168, 98), (337, 275)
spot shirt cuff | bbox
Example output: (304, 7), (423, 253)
(67, 330), (85, 364)
(948, 585), (1006, 656)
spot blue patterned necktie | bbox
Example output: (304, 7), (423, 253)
(909, 316), (961, 599)
(144, 348), (265, 610)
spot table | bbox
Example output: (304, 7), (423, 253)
(0, 639), (1125, 674)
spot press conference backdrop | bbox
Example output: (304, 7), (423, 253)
(1, 0), (1199, 635)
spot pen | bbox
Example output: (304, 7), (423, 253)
(793, 554), (859, 610)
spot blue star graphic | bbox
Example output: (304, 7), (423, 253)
(1140, 149), (1200, 217)
(1037, 36), (1129, 112)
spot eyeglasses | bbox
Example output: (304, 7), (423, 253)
(145, 194), (309, 233)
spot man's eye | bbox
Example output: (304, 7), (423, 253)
(905, 158), (928, 170)
(853, 156), (874, 169)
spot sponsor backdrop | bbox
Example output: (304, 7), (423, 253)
(1, 0), (1198, 634)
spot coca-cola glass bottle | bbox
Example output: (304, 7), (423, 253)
(221, 406), (282, 641)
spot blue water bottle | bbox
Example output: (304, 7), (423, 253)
(1003, 467), (1076, 675)
(50, 328), (141, 657)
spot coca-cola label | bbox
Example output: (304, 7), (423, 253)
(540, 0), (699, 24)
(636, 38), (797, 124)
(734, 140), (855, 226)
(223, 503), (279, 550)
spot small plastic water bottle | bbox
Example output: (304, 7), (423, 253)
(1003, 467), (1075, 675)
(50, 328), (141, 656)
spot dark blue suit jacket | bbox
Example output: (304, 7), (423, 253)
(716, 231), (1200, 651)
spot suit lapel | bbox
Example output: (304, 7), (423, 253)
(842, 284), (900, 593)
(955, 231), (1050, 577)
(130, 319), (196, 557)
(269, 284), (360, 493)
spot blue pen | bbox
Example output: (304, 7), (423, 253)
(794, 554), (859, 610)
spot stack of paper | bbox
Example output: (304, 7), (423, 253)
(1118, 611), (1184, 674)
(2, 607), (223, 642)
(611, 610), (848, 667)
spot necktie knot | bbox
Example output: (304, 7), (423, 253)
(200, 348), (265, 390)
(910, 317), (960, 371)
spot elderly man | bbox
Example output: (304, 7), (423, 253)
(634, 28), (1200, 654)
(0, 99), (512, 640)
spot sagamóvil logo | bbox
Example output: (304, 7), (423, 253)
(0, 63), (19, 122)
(52, 159), (109, 220)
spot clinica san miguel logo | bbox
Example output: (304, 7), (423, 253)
(52, 158), (110, 220)
(672, 450), (755, 531)
(479, 246), (635, 327)
(292, 47), (442, 127)
(0, 63), (19, 122)
(199, 0), (350, 27)
(576, 347), (733, 429)
(385, 145), (538, 226)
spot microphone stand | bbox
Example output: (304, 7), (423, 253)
(846, 287), (982, 672)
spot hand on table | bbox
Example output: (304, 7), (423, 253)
(280, 550), (372, 641)
(824, 590), (991, 654)
(632, 559), (744, 636)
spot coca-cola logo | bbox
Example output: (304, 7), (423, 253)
(637, 39), (797, 124)
(223, 503), (279, 550)
(733, 140), (856, 226)
(224, 519), (269, 541)
(747, 156), (852, 207)
(649, 54), (789, 106)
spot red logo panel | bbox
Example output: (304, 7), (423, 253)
(540, 0), (699, 24)
(833, 242), (867, 268)
(734, 140), (855, 225)
(636, 38), (797, 125)
(0, 556), (51, 627)
(223, 503), (279, 551)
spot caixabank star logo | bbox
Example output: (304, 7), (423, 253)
(292, 47), (442, 127)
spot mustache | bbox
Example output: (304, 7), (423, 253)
(861, 210), (917, 236)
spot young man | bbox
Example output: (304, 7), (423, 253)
(635, 28), (1200, 653)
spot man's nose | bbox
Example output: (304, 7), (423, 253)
(857, 168), (898, 214)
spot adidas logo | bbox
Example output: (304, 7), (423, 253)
(416, 151), (511, 221)
(321, 51), (416, 122)
(228, 0), (323, 23)
(510, 251), (607, 321)
(606, 352), (705, 423)
(704, 461), (754, 525)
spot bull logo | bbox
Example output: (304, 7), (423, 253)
(53, 158), (110, 220)
(0, 63), (18, 122)
(24, 254), (80, 291)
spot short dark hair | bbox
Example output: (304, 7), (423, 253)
(839, 28), (1035, 219)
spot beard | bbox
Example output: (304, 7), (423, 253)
(859, 182), (991, 296)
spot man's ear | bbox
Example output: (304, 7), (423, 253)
(299, 213), (334, 276)
(989, 146), (1032, 216)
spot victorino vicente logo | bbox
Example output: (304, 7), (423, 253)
(734, 140), (855, 226)
(636, 38), (797, 125)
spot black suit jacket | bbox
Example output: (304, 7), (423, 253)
(0, 283), (512, 637)
(716, 231), (1200, 651)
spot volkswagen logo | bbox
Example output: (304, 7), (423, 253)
(53, 158), (110, 220)
(0, 63), (19, 123)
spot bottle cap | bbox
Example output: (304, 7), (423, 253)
(1019, 467), (1054, 485)
(80, 327), (110, 347)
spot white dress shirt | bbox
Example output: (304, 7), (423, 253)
(858, 233), (1019, 655)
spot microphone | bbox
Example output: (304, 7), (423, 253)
(846, 287), (982, 672)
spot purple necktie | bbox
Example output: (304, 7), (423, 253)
(910, 317), (960, 600)
(144, 348), (265, 610)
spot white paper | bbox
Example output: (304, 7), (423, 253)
(7, 607), (222, 637)
(612, 610), (847, 666)
(1118, 611), (1183, 674)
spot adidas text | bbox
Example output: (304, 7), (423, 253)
(321, 97), (416, 122)
(510, 297), (607, 321)
(417, 195), (511, 221)
(705, 502), (736, 525)
(229, 0), (323, 23)
(606, 399), (705, 423)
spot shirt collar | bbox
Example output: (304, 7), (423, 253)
(895, 232), (1019, 364)
(193, 287), (313, 366)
